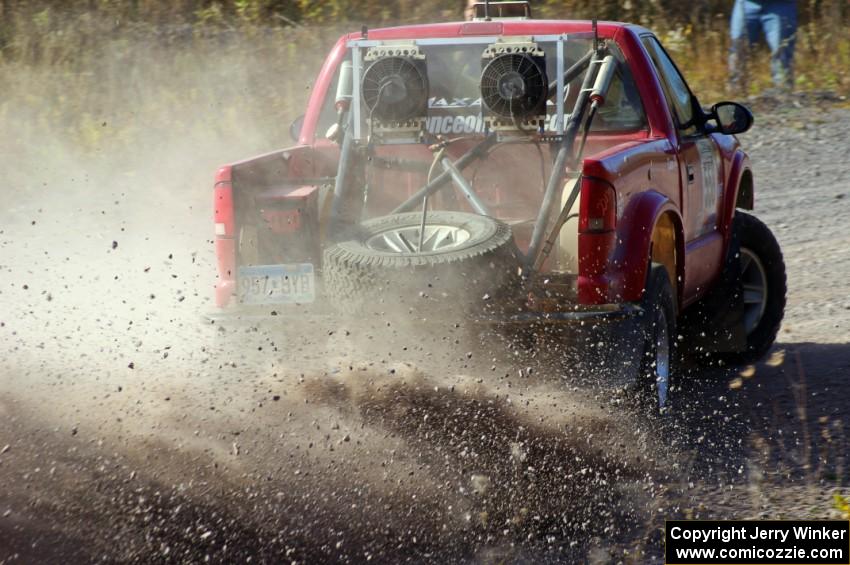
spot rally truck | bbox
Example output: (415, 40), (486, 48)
(211, 2), (786, 411)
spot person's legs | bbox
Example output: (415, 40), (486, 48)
(761, 1), (797, 89)
(729, 0), (764, 91)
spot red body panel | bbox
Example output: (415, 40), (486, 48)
(215, 19), (752, 312)
(213, 166), (235, 307)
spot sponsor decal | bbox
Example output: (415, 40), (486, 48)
(422, 111), (565, 135)
(428, 97), (481, 108)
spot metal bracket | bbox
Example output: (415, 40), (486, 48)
(482, 36), (544, 58)
(364, 42), (424, 62)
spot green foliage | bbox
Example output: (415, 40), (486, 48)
(834, 494), (850, 519)
(195, 3), (227, 27)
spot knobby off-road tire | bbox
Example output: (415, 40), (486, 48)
(723, 210), (787, 364)
(638, 263), (677, 413)
(322, 212), (521, 316)
(679, 211), (786, 367)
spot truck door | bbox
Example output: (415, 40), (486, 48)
(641, 36), (723, 303)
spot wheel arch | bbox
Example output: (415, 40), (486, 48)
(611, 190), (684, 307)
(650, 211), (683, 312)
(720, 150), (753, 237)
(736, 168), (754, 210)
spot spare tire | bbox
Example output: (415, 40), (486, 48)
(322, 212), (521, 316)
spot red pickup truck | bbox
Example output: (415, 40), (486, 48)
(212, 4), (785, 411)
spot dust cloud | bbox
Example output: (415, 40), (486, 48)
(0, 23), (686, 564)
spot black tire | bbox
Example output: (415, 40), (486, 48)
(322, 212), (521, 316)
(637, 263), (677, 413)
(722, 211), (786, 364)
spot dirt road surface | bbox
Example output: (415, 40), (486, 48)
(1, 103), (849, 563)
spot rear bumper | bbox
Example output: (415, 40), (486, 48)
(206, 301), (642, 326)
(474, 303), (642, 326)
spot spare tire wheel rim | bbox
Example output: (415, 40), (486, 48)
(365, 224), (472, 254)
(654, 306), (671, 409)
(740, 247), (768, 335)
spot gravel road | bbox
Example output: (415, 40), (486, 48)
(1, 102), (849, 563)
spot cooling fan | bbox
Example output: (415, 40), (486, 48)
(361, 56), (429, 123)
(480, 53), (548, 121)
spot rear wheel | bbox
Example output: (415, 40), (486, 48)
(638, 264), (677, 413)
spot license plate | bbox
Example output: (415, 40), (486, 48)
(237, 264), (315, 305)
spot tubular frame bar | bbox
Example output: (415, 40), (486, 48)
(525, 48), (605, 271)
(391, 135), (496, 213)
(440, 157), (490, 216)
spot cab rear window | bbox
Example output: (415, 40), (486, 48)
(316, 38), (647, 138)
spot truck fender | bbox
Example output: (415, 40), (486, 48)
(719, 149), (752, 243)
(609, 190), (684, 305)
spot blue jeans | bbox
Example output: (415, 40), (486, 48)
(729, 0), (797, 89)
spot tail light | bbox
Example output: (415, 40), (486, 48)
(577, 176), (617, 304)
(578, 176), (616, 233)
(214, 165), (234, 238)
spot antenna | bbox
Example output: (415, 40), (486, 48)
(592, 18), (598, 52)
(361, 25), (368, 39)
